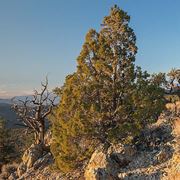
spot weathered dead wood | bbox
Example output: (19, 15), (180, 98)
(12, 78), (57, 147)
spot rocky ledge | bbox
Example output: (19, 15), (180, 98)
(3, 102), (180, 180)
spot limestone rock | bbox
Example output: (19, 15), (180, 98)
(156, 146), (172, 163)
(5, 104), (179, 180)
(33, 152), (53, 169)
(173, 117), (180, 136)
(17, 163), (26, 177)
(84, 144), (136, 180)
(44, 130), (52, 146)
(8, 172), (17, 180)
(22, 143), (43, 169)
(84, 145), (108, 180)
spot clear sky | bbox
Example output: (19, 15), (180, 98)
(0, 0), (179, 98)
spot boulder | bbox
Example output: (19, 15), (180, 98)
(173, 118), (180, 136)
(17, 163), (26, 177)
(156, 145), (172, 164)
(44, 130), (52, 146)
(22, 143), (43, 169)
(84, 145), (109, 180)
(84, 144), (136, 180)
(8, 172), (18, 180)
(33, 153), (53, 169)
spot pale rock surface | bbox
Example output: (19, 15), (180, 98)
(84, 103), (180, 180)
(17, 163), (26, 177)
(4, 102), (180, 180)
(84, 144), (136, 180)
(22, 143), (43, 169)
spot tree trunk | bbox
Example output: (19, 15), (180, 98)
(34, 121), (45, 146)
(39, 125), (45, 145)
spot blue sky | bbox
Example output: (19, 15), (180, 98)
(0, 0), (179, 98)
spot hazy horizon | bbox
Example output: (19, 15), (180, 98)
(0, 0), (180, 98)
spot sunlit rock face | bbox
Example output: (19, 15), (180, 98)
(1, 102), (180, 180)
(84, 144), (136, 180)
(84, 105), (180, 180)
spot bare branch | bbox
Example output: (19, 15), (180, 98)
(42, 96), (57, 119)
(12, 77), (57, 145)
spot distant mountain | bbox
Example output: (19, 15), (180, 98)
(0, 96), (33, 104)
(0, 98), (12, 104)
(0, 95), (59, 105)
(0, 96), (33, 128)
(0, 95), (59, 128)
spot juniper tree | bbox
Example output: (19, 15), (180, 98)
(51, 5), (165, 172)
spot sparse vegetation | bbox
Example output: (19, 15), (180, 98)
(0, 117), (15, 165)
(0, 116), (34, 174)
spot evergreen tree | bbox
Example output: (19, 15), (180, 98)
(50, 5), (165, 172)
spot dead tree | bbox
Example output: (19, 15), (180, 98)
(12, 78), (57, 146)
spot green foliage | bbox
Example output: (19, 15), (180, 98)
(0, 117), (14, 164)
(50, 5), (165, 172)
(151, 72), (167, 87)
(0, 117), (6, 144)
(0, 117), (34, 165)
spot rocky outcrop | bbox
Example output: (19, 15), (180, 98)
(17, 152), (54, 180)
(15, 142), (45, 178)
(10, 131), (54, 179)
(17, 163), (26, 177)
(84, 106), (180, 180)
(22, 143), (44, 169)
(84, 144), (136, 180)
(4, 102), (180, 180)
(84, 146), (108, 179)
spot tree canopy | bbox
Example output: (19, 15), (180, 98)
(50, 5), (165, 172)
